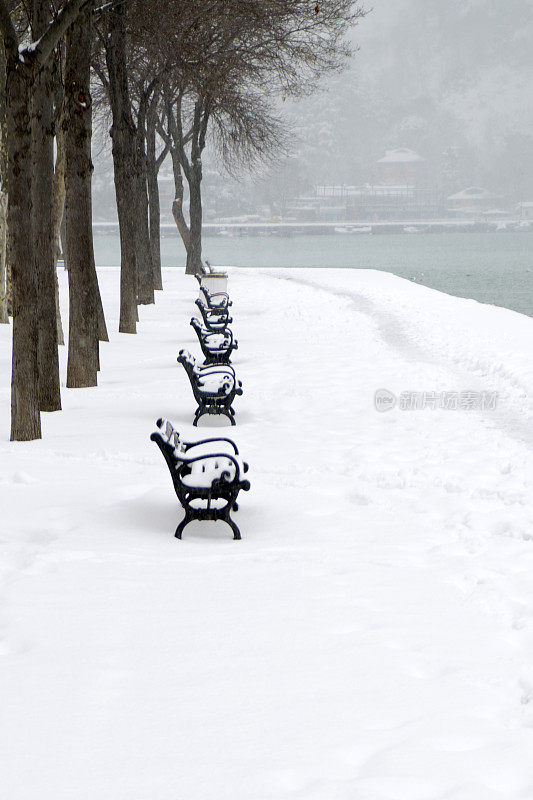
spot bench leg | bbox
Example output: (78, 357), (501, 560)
(175, 511), (193, 539)
(226, 517), (241, 540)
(193, 404), (235, 426)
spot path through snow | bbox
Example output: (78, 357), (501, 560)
(1, 267), (532, 800)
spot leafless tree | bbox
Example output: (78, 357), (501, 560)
(32, 0), (61, 411)
(94, 2), (139, 333)
(161, 85), (287, 273)
(129, 65), (162, 304)
(154, 0), (364, 273)
(65, 0), (108, 388)
(145, 97), (168, 290)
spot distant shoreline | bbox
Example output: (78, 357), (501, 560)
(92, 219), (532, 236)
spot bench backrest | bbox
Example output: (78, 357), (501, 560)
(152, 419), (246, 490)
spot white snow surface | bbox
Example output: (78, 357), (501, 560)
(1, 266), (533, 800)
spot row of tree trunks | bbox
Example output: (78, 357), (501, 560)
(2, 0), (108, 439)
(105, 5), (138, 334)
(32, 0), (61, 412)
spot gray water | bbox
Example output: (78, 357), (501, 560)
(93, 231), (533, 317)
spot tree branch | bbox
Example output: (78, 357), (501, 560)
(155, 140), (169, 171)
(156, 116), (171, 147)
(30, 0), (90, 68)
(198, 101), (210, 154)
(92, 60), (109, 90)
(167, 93), (192, 180)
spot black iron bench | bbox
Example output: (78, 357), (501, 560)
(199, 285), (232, 310)
(150, 418), (250, 539)
(194, 298), (233, 332)
(190, 317), (238, 365)
(193, 259), (226, 280)
(177, 349), (242, 425)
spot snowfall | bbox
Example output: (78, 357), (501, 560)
(1, 265), (533, 800)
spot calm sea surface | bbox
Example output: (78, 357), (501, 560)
(93, 231), (533, 317)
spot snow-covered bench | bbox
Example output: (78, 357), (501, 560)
(150, 418), (250, 540)
(190, 317), (238, 365)
(194, 261), (228, 296)
(194, 297), (232, 332)
(177, 350), (242, 425)
(199, 285), (232, 310)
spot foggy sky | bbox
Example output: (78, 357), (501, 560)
(287, 0), (533, 196)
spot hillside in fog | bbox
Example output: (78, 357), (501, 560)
(92, 0), (533, 220)
(282, 0), (533, 196)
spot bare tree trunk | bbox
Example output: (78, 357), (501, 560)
(105, 6), (137, 333)
(0, 40), (6, 187)
(168, 99), (207, 275)
(135, 124), (154, 304)
(95, 276), (108, 343)
(52, 126), (66, 265)
(146, 109), (162, 290)
(53, 265), (64, 343)
(7, 64), (41, 440)
(55, 53), (106, 348)
(0, 40), (9, 322)
(0, 192), (7, 323)
(64, 1), (99, 387)
(186, 160), (203, 275)
(32, 0), (61, 411)
(51, 131), (66, 344)
(60, 207), (67, 268)
(49, 38), (65, 345)
(170, 149), (190, 251)
(51, 129), (66, 344)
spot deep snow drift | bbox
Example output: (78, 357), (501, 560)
(1, 267), (532, 800)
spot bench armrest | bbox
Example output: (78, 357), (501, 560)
(199, 365), (236, 378)
(195, 298), (227, 313)
(182, 437), (239, 454)
(200, 286), (230, 300)
(203, 293), (232, 308)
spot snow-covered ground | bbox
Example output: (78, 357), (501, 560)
(1, 266), (533, 800)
